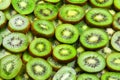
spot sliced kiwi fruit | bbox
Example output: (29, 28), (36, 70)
(31, 20), (55, 38)
(77, 73), (99, 80)
(12, 0), (35, 15)
(114, 0), (120, 11)
(58, 4), (85, 23)
(53, 66), (76, 80)
(55, 24), (79, 44)
(86, 8), (113, 28)
(26, 58), (52, 80)
(78, 51), (106, 73)
(0, 0), (11, 10)
(44, 0), (60, 3)
(34, 3), (58, 20)
(0, 48), (12, 59)
(101, 72), (120, 80)
(66, 0), (87, 5)
(106, 28), (115, 39)
(80, 28), (109, 50)
(53, 44), (77, 63)
(2, 32), (29, 53)
(0, 35), (2, 46)
(29, 38), (52, 58)
(0, 11), (7, 28)
(27, 13), (37, 24)
(96, 69), (108, 78)
(82, 2), (93, 13)
(0, 26), (11, 38)
(113, 12), (120, 30)
(90, 0), (113, 8)
(0, 55), (22, 79)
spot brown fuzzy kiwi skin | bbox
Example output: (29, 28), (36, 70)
(65, 0), (87, 5)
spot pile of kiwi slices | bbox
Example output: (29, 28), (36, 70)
(1, 0), (120, 80)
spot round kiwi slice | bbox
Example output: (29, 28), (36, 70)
(2, 32), (29, 53)
(31, 20), (55, 38)
(78, 51), (106, 73)
(55, 24), (79, 44)
(111, 31), (120, 52)
(77, 73), (99, 80)
(44, 0), (60, 3)
(29, 38), (52, 58)
(8, 14), (30, 33)
(80, 28), (109, 50)
(58, 4), (85, 23)
(53, 66), (76, 80)
(101, 72), (120, 80)
(0, 11), (7, 28)
(34, 3), (58, 20)
(0, 0), (11, 10)
(53, 44), (77, 63)
(90, 0), (113, 8)
(12, 0), (35, 15)
(86, 8), (113, 28)
(0, 55), (22, 79)
(66, 0), (87, 5)
(113, 12), (120, 30)
(114, 0), (120, 11)
(106, 53), (120, 71)
(26, 58), (52, 80)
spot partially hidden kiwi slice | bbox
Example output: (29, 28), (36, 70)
(26, 58), (52, 80)
(113, 12), (120, 30)
(34, 3), (58, 20)
(78, 51), (106, 73)
(86, 8), (113, 28)
(53, 66), (76, 80)
(0, 35), (2, 46)
(114, 0), (120, 11)
(58, 4), (85, 23)
(66, 0), (87, 5)
(12, 0), (35, 15)
(90, 0), (113, 8)
(31, 20), (55, 38)
(26, 31), (34, 44)
(2, 32), (29, 53)
(77, 73), (99, 80)
(101, 72), (120, 80)
(0, 11), (7, 28)
(80, 28), (109, 50)
(0, 48), (12, 59)
(53, 44), (77, 63)
(0, 55), (22, 79)
(8, 14), (30, 33)
(0, 26), (11, 38)
(55, 24), (79, 44)
(44, 0), (60, 3)
(29, 38), (52, 58)
(0, 0), (11, 10)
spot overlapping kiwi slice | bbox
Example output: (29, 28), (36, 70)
(114, 0), (120, 11)
(0, 55), (22, 79)
(78, 51), (106, 73)
(44, 0), (60, 3)
(22, 51), (33, 63)
(113, 12), (120, 30)
(0, 48), (12, 59)
(0, 26), (11, 38)
(26, 58), (52, 80)
(58, 4), (85, 23)
(0, 0), (11, 10)
(66, 0), (87, 5)
(0, 11), (7, 28)
(86, 8), (113, 27)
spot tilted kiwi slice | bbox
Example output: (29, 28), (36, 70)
(80, 28), (109, 50)
(114, 0), (120, 11)
(90, 0), (113, 8)
(12, 0), (35, 15)
(31, 20), (55, 38)
(0, 48), (12, 59)
(0, 0), (11, 10)
(0, 55), (22, 79)
(44, 0), (60, 3)
(53, 44), (77, 63)
(86, 8), (113, 27)
(55, 24), (79, 44)
(58, 4), (85, 23)
(77, 73), (99, 80)
(66, 0), (87, 5)
(53, 66), (76, 80)
(26, 58), (52, 80)
(78, 51), (106, 73)
(113, 12), (120, 30)
(0, 11), (7, 28)
(34, 3), (58, 20)
(101, 72), (120, 80)
(2, 32), (29, 53)
(0, 26), (11, 38)
(29, 38), (52, 58)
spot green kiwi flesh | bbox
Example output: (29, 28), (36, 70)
(113, 12), (120, 30)
(22, 51), (33, 63)
(0, 11), (7, 28)
(114, 0), (120, 11)
(66, 0), (87, 5)
(0, 0), (11, 10)
(44, 0), (60, 3)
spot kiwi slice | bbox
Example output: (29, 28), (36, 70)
(86, 8), (113, 28)
(80, 28), (109, 50)
(26, 58), (52, 80)
(8, 14), (30, 33)
(90, 0), (113, 8)
(106, 28), (115, 39)
(78, 51), (106, 73)
(55, 24), (79, 44)
(58, 4), (85, 23)
(44, 0), (60, 3)
(34, 3), (58, 20)
(0, 48), (12, 59)
(31, 20), (55, 38)
(0, 11), (7, 28)
(77, 73), (99, 80)
(2, 32), (29, 53)
(0, 55), (22, 79)
(101, 72), (120, 80)
(0, 0), (11, 10)
(29, 38), (52, 58)
(66, 0), (87, 5)
(53, 66), (76, 80)
(113, 12), (120, 30)
(96, 69), (108, 78)
(53, 44), (77, 63)
(12, 0), (35, 15)
(114, 0), (120, 11)
(26, 31), (34, 44)
(0, 26), (11, 38)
